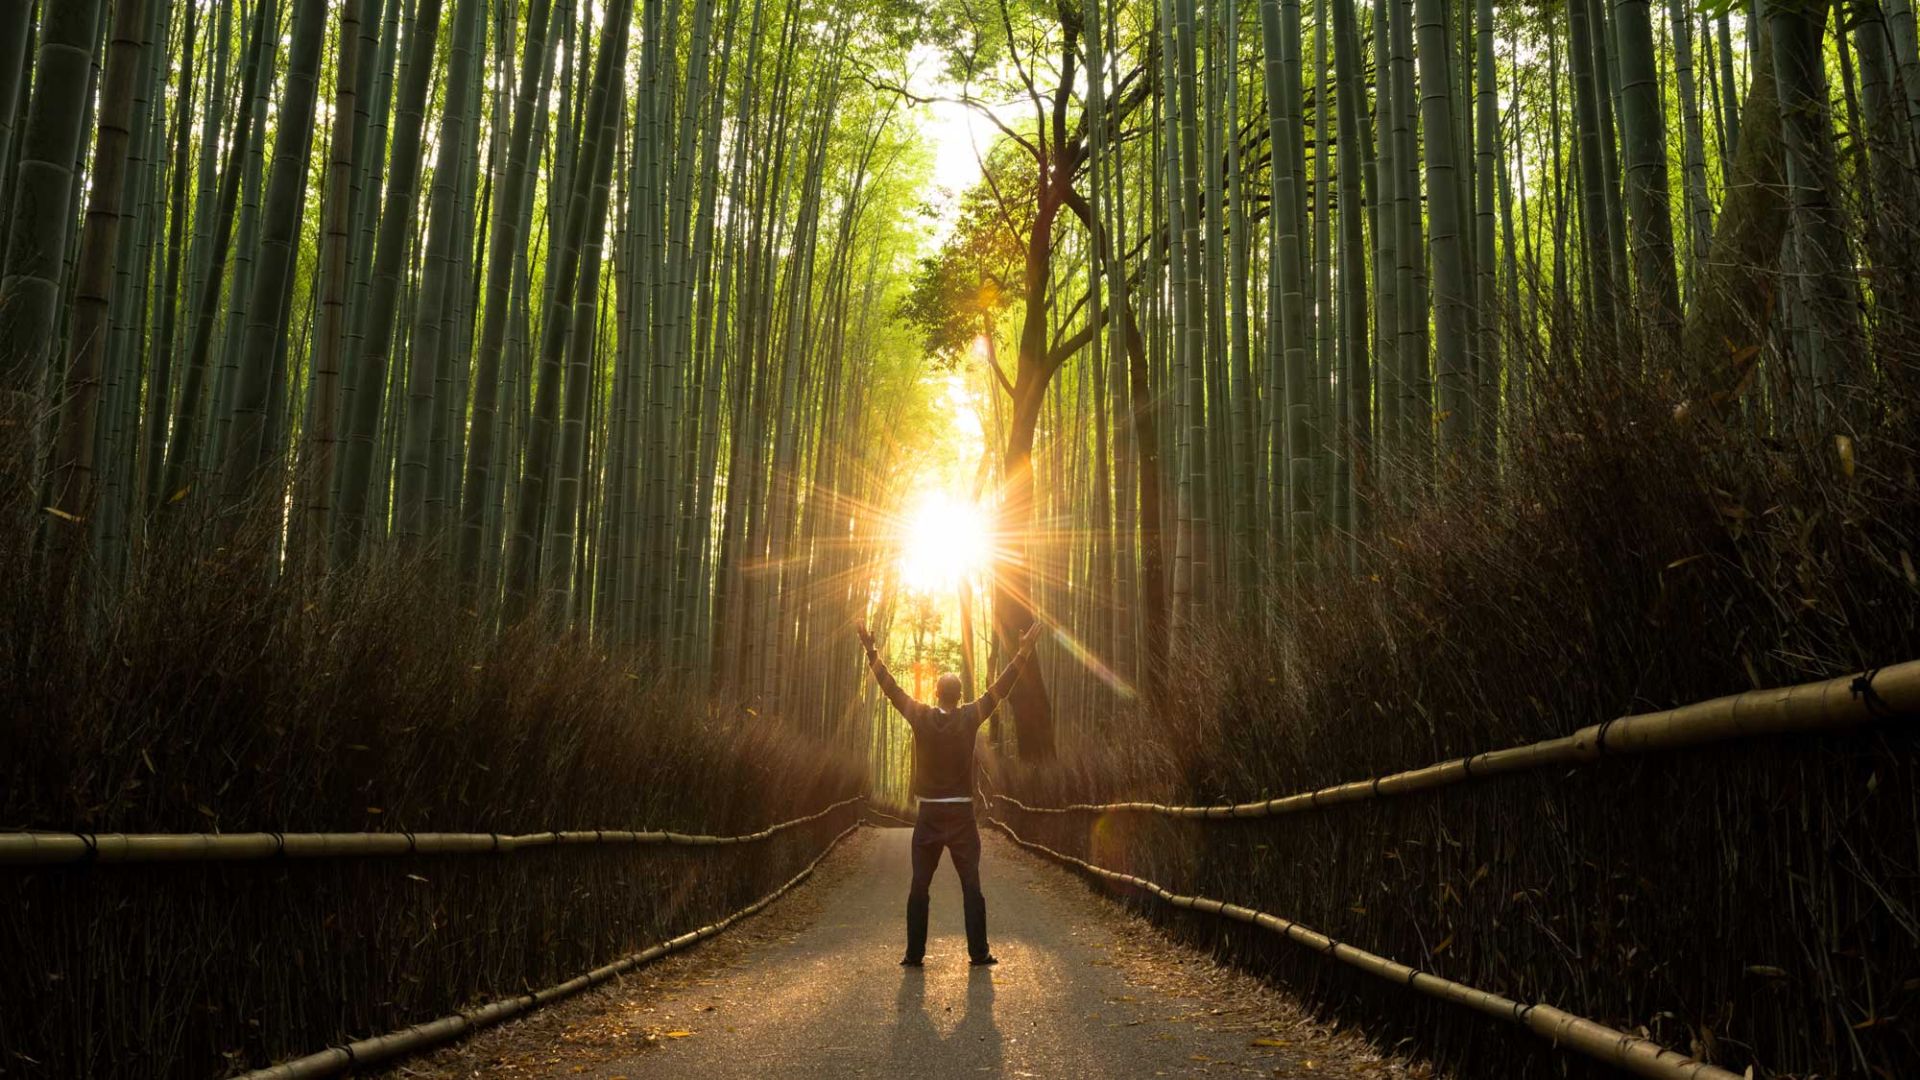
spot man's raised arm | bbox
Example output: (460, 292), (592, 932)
(857, 621), (919, 718)
(975, 622), (1045, 715)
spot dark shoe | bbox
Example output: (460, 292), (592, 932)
(900, 956), (924, 967)
(969, 954), (999, 967)
(905, 895), (930, 966)
(963, 893), (991, 963)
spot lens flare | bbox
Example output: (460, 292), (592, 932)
(896, 489), (991, 593)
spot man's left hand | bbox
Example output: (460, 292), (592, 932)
(1019, 621), (1045, 653)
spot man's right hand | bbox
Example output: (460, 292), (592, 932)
(856, 620), (876, 651)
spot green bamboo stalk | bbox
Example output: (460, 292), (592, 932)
(1416, 0), (1473, 459)
(220, 0), (329, 510)
(0, 0), (104, 396)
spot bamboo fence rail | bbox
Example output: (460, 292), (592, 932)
(234, 821), (865, 1079)
(987, 817), (1741, 1080)
(0, 796), (866, 865)
(864, 805), (918, 826)
(996, 660), (1918, 818)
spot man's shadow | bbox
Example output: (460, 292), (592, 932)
(887, 966), (1002, 1072)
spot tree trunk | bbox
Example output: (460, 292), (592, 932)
(1679, 21), (1786, 413)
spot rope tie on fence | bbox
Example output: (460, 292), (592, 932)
(1851, 668), (1894, 718)
(74, 832), (97, 861)
(403, 832), (418, 854)
(271, 832), (286, 858)
(1592, 716), (1620, 755)
(1459, 753), (1477, 778)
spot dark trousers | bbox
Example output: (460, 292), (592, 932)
(909, 800), (983, 901)
(904, 800), (990, 961)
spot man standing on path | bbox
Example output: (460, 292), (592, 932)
(856, 618), (1044, 968)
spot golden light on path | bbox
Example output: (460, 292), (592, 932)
(896, 489), (992, 594)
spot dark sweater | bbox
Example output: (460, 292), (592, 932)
(866, 650), (1024, 800)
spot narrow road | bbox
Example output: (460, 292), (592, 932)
(405, 825), (1424, 1079)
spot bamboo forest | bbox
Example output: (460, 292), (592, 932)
(4, 0), (1920, 1074)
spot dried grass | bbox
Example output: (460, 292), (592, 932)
(0, 405), (861, 1079)
(1001, 365), (1920, 1078)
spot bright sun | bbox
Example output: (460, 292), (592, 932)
(897, 490), (993, 594)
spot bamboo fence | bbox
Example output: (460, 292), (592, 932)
(233, 821), (864, 1079)
(997, 660), (1917, 818)
(987, 817), (1740, 1080)
(0, 796), (866, 865)
(864, 805), (919, 826)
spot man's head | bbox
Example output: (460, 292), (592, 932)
(936, 672), (963, 707)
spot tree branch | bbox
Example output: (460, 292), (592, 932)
(1047, 320), (1099, 371)
(856, 75), (1042, 164)
(992, 0), (1048, 157)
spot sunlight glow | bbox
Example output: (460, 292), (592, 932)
(896, 489), (992, 594)
(903, 44), (1027, 244)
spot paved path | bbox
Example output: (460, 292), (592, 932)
(405, 826), (1425, 1079)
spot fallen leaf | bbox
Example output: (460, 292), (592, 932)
(663, 1030), (694, 1038)
(1250, 1037), (1288, 1047)
(1836, 434), (1856, 479)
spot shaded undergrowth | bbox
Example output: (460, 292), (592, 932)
(0, 416), (861, 1079)
(1001, 365), (1920, 1078)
